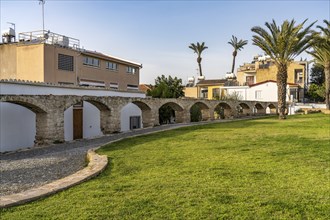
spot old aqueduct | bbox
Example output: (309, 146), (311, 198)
(0, 95), (278, 145)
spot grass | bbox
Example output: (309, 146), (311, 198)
(1, 114), (329, 219)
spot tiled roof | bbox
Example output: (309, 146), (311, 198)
(196, 79), (227, 85)
(139, 84), (153, 92)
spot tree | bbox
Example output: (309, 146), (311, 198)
(251, 19), (315, 119)
(307, 20), (330, 109)
(307, 83), (325, 102)
(147, 75), (184, 124)
(310, 64), (325, 85)
(189, 42), (208, 76)
(228, 35), (248, 74)
(147, 75), (184, 98)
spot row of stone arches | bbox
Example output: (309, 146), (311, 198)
(0, 95), (278, 152)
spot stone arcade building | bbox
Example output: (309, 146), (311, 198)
(0, 94), (278, 147)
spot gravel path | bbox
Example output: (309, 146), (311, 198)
(0, 117), (262, 196)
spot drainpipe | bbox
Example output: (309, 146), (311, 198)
(75, 53), (80, 86)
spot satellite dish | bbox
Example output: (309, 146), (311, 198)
(44, 33), (49, 39)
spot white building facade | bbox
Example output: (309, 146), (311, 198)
(222, 80), (299, 102)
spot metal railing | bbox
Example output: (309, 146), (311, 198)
(18, 30), (80, 49)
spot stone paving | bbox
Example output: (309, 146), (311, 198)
(0, 116), (265, 208)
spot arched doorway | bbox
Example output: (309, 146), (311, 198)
(237, 103), (251, 117)
(64, 99), (110, 141)
(158, 102), (184, 124)
(190, 102), (210, 122)
(214, 103), (232, 119)
(253, 103), (266, 115)
(120, 103), (143, 131)
(266, 104), (277, 115)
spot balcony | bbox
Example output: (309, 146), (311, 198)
(239, 65), (256, 72)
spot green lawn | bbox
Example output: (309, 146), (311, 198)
(1, 114), (329, 219)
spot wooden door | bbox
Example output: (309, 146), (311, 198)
(73, 109), (83, 139)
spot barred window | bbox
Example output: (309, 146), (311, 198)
(58, 54), (74, 71)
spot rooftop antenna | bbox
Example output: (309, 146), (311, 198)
(39, 0), (45, 34)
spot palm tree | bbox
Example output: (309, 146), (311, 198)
(189, 42), (208, 76)
(228, 35), (248, 74)
(308, 20), (330, 110)
(251, 19), (315, 119)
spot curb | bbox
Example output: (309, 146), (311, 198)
(0, 149), (108, 209)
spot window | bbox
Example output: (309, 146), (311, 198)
(126, 66), (136, 74)
(212, 88), (220, 99)
(200, 88), (208, 98)
(110, 82), (119, 90)
(130, 116), (141, 130)
(83, 56), (100, 67)
(255, 90), (262, 99)
(127, 84), (138, 90)
(289, 88), (297, 100)
(58, 54), (74, 71)
(246, 76), (255, 85)
(106, 62), (118, 71)
(294, 69), (303, 84)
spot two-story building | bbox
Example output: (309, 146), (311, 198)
(0, 29), (144, 152)
(0, 30), (142, 91)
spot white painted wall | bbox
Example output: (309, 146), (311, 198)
(0, 82), (145, 97)
(120, 103), (143, 131)
(1, 82), (146, 152)
(224, 86), (249, 100)
(0, 103), (36, 152)
(224, 82), (291, 102)
(83, 102), (102, 139)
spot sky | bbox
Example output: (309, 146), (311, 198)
(1, 0), (329, 84)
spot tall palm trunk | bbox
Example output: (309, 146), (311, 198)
(325, 62), (330, 110)
(231, 51), (237, 73)
(197, 57), (203, 76)
(277, 64), (288, 119)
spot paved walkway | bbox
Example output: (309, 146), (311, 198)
(0, 117), (264, 198)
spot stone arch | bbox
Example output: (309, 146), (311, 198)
(0, 97), (50, 147)
(237, 102), (251, 116)
(0, 96), (47, 113)
(266, 103), (277, 115)
(190, 101), (210, 122)
(120, 103), (143, 131)
(214, 102), (233, 119)
(64, 97), (112, 141)
(84, 98), (112, 136)
(132, 101), (154, 127)
(253, 103), (266, 115)
(158, 102), (184, 124)
(0, 101), (42, 152)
